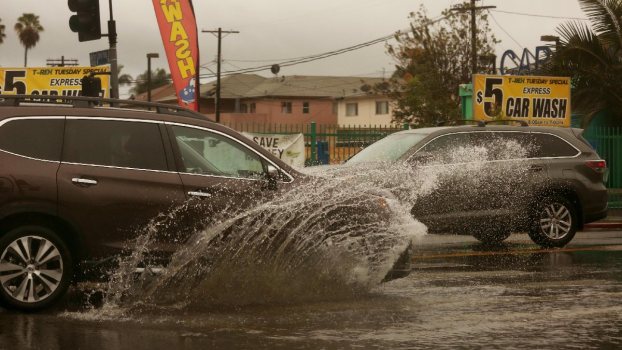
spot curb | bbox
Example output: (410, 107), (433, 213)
(584, 222), (622, 229)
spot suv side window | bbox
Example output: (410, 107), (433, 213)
(531, 133), (579, 158)
(0, 118), (64, 161)
(469, 132), (537, 160)
(418, 133), (470, 161)
(63, 119), (168, 171)
(170, 125), (265, 179)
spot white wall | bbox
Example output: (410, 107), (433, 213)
(337, 97), (394, 127)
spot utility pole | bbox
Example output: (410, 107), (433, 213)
(451, 0), (496, 75)
(202, 28), (239, 123)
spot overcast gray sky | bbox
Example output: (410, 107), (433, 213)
(2, 0), (585, 98)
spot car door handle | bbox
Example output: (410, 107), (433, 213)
(71, 178), (98, 186)
(528, 165), (544, 172)
(188, 191), (212, 198)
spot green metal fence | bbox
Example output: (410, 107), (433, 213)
(223, 121), (409, 165)
(584, 127), (622, 208)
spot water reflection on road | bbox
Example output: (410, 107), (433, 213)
(1, 231), (621, 350)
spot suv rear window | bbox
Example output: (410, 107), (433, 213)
(0, 118), (64, 161)
(63, 119), (168, 171)
(531, 133), (579, 157)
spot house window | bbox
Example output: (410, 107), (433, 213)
(376, 101), (389, 115)
(302, 102), (310, 114)
(281, 101), (292, 114)
(346, 102), (358, 116)
(249, 103), (256, 113)
(240, 103), (248, 113)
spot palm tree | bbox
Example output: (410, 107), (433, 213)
(547, 0), (622, 127)
(0, 19), (6, 45)
(117, 65), (133, 85)
(14, 13), (44, 67)
(131, 68), (171, 95)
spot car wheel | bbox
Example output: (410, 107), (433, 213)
(528, 196), (577, 248)
(0, 225), (73, 310)
(472, 230), (512, 245)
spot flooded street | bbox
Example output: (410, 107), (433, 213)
(1, 230), (620, 350)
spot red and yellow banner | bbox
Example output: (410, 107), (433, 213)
(152, 0), (199, 111)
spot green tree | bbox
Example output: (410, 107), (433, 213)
(546, 0), (622, 127)
(130, 68), (171, 95)
(0, 19), (6, 44)
(378, 4), (498, 127)
(14, 13), (44, 67)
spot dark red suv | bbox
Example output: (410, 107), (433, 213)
(0, 95), (407, 311)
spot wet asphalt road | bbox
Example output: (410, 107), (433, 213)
(0, 230), (621, 350)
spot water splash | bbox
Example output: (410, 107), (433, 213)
(92, 167), (423, 313)
(89, 141), (532, 315)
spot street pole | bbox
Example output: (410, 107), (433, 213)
(108, 0), (119, 100)
(202, 28), (239, 123)
(216, 27), (222, 122)
(146, 53), (159, 103)
(147, 57), (151, 103)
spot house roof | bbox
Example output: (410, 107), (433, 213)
(133, 84), (176, 102)
(149, 74), (388, 102)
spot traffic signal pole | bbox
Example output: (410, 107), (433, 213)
(69, 0), (118, 100)
(107, 0), (119, 99)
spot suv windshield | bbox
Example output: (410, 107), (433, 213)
(348, 132), (429, 164)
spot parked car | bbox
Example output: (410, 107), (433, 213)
(0, 95), (408, 311)
(346, 121), (608, 247)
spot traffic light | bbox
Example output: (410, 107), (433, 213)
(68, 0), (101, 42)
(81, 75), (102, 97)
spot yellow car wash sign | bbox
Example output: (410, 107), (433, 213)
(473, 74), (571, 127)
(0, 66), (110, 98)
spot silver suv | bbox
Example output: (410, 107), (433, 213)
(347, 123), (608, 247)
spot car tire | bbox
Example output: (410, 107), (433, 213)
(0, 225), (73, 311)
(472, 230), (512, 245)
(528, 196), (578, 248)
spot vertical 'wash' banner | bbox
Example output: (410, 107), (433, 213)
(152, 0), (199, 111)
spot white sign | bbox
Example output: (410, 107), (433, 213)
(243, 132), (305, 168)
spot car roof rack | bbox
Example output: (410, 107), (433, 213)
(436, 119), (483, 126)
(0, 94), (213, 122)
(480, 119), (529, 127)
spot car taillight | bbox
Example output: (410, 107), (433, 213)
(586, 160), (607, 173)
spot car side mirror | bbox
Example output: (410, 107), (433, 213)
(264, 164), (279, 190)
(266, 164), (279, 178)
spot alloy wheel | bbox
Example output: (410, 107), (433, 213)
(0, 235), (64, 304)
(538, 202), (572, 240)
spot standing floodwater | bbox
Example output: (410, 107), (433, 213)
(34, 143), (622, 348)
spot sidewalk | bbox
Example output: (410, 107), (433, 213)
(584, 208), (622, 230)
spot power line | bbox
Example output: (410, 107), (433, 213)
(491, 9), (588, 21)
(488, 11), (524, 49)
(199, 34), (393, 79)
(200, 14), (452, 80)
